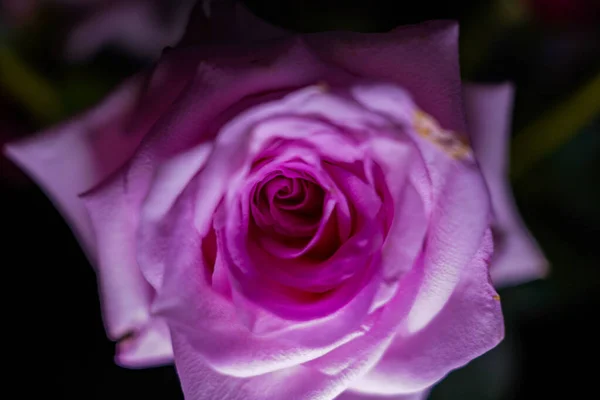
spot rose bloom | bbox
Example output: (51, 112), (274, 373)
(5, 2), (547, 399)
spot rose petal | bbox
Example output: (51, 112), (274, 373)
(222, 194), (381, 319)
(149, 188), (376, 377)
(352, 83), (491, 332)
(306, 21), (465, 133)
(124, 39), (377, 376)
(463, 83), (548, 286)
(3, 45), (201, 366)
(115, 317), (173, 368)
(132, 38), (333, 292)
(347, 231), (503, 396)
(3, 75), (165, 353)
(82, 176), (154, 340)
(171, 318), (393, 400)
(3, 74), (147, 262)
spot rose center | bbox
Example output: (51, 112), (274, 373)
(252, 173), (325, 239)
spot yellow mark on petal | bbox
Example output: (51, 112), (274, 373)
(414, 110), (434, 137)
(413, 109), (473, 161)
(449, 140), (472, 160)
(493, 294), (501, 301)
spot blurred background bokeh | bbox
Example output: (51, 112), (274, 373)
(1, 0), (599, 399)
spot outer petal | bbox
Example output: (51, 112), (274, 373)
(464, 83), (548, 286)
(171, 325), (390, 400)
(3, 73), (148, 264)
(184, 6), (463, 137)
(305, 21), (465, 133)
(116, 317), (173, 368)
(351, 83), (490, 332)
(348, 231), (503, 396)
(4, 51), (197, 367)
(83, 37), (335, 368)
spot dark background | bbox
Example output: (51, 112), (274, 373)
(1, 0), (599, 399)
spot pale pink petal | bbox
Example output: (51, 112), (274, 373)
(116, 318), (173, 368)
(3, 71), (176, 366)
(82, 176), (155, 341)
(171, 322), (393, 400)
(4, 44), (203, 367)
(352, 83), (490, 333)
(347, 231), (503, 396)
(3, 73), (147, 264)
(464, 83), (548, 286)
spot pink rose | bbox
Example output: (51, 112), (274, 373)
(4, 2), (547, 398)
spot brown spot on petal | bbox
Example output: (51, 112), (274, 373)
(493, 294), (501, 301)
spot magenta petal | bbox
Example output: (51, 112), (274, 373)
(148, 184), (379, 377)
(464, 83), (548, 286)
(348, 231), (503, 396)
